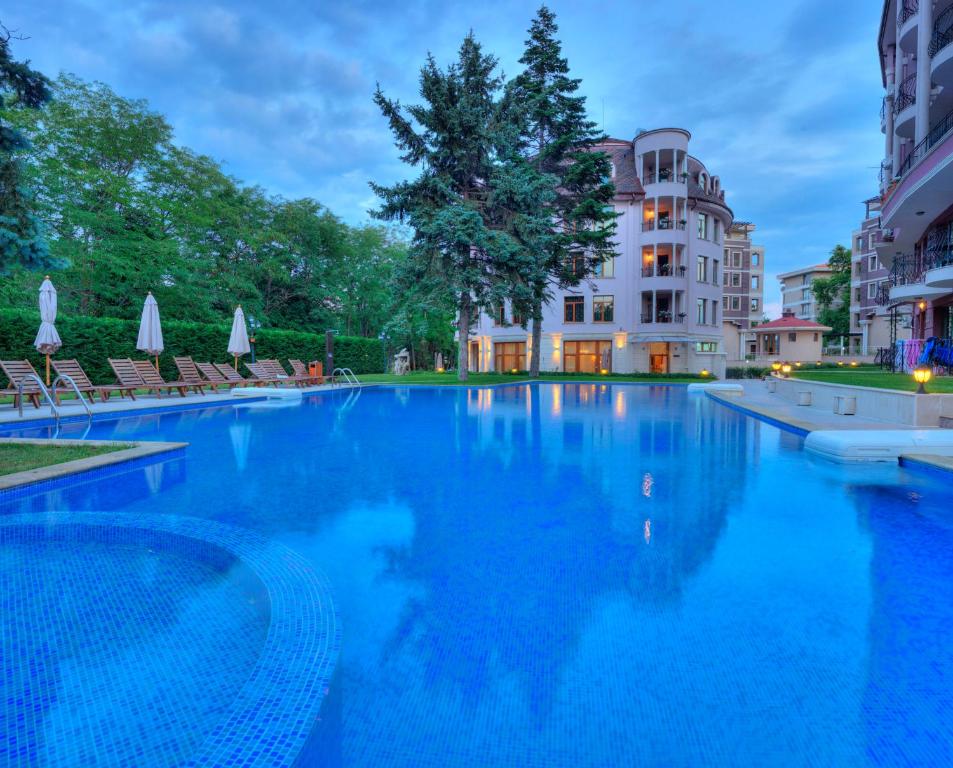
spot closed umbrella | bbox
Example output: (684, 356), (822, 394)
(228, 306), (251, 370)
(34, 276), (62, 385)
(136, 291), (164, 370)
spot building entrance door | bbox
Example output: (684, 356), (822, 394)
(649, 342), (669, 373)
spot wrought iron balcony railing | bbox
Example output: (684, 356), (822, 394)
(888, 253), (923, 286)
(894, 72), (917, 115)
(930, 5), (953, 57)
(896, 103), (953, 177)
(639, 312), (685, 324)
(899, 0), (919, 27)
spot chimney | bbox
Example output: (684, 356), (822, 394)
(781, 309), (795, 318)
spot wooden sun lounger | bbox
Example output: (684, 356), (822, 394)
(1, 359), (44, 409)
(290, 359), (324, 385)
(244, 362), (283, 386)
(259, 359), (304, 386)
(108, 358), (178, 398)
(195, 361), (238, 388)
(51, 359), (137, 402)
(213, 362), (252, 386)
(174, 357), (221, 391)
(132, 360), (204, 397)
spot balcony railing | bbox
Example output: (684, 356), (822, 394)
(640, 312), (685, 324)
(929, 5), (953, 57)
(894, 72), (917, 115)
(875, 281), (892, 306)
(642, 221), (654, 231)
(641, 264), (686, 278)
(899, 0), (918, 27)
(888, 253), (924, 286)
(895, 102), (953, 178)
(925, 221), (953, 268)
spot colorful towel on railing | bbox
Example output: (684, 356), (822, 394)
(919, 337), (937, 366)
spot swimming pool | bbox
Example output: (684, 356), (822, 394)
(2, 383), (952, 766)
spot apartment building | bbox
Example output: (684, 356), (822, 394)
(471, 128), (732, 377)
(876, 0), (953, 341)
(850, 196), (911, 354)
(721, 222), (765, 360)
(777, 264), (832, 322)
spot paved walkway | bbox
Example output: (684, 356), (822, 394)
(710, 379), (922, 432)
(0, 382), (364, 425)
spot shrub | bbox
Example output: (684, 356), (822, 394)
(0, 308), (385, 382)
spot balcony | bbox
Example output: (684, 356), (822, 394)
(929, 5), (953, 58)
(887, 251), (949, 302)
(640, 312), (685, 324)
(893, 72), (917, 138)
(899, 0), (918, 27)
(641, 264), (687, 278)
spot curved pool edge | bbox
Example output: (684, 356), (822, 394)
(0, 511), (340, 768)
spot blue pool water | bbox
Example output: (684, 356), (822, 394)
(2, 383), (952, 767)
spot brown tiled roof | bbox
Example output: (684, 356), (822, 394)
(595, 139), (644, 200)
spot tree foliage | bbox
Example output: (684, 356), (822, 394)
(1, 74), (449, 362)
(372, 34), (543, 380)
(505, 6), (617, 375)
(812, 244), (851, 336)
(0, 24), (54, 272)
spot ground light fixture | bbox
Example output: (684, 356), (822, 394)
(781, 363), (792, 377)
(850, 361), (858, 367)
(700, 369), (709, 377)
(600, 368), (609, 375)
(795, 362), (802, 368)
(913, 366), (932, 394)
(816, 360), (822, 366)
(436, 367), (445, 373)
(771, 361), (782, 373)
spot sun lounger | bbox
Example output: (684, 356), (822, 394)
(213, 363), (253, 386)
(259, 359), (309, 386)
(244, 362), (284, 386)
(289, 359), (324, 385)
(108, 358), (181, 398)
(51, 359), (137, 402)
(195, 361), (238, 388)
(174, 357), (221, 391)
(1, 359), (44, 409)
(132, 360), (204, 397)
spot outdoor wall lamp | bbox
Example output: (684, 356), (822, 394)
(913, 366), (932, 394)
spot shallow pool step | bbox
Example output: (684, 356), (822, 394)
(804, 429), (953, 463)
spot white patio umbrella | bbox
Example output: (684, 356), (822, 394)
(34, 276), (62, 385)
(228, 305), (251, 370)
(136, 291), (164, 370)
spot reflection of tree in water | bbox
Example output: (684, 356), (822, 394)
(852, 482), (953, 764)
(375, 384), (751, 720)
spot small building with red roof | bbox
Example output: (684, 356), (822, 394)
(752, 310), (832, 362)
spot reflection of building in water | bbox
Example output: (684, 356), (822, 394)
(853, 483), (953, 762)
(385, 383), (756, 720)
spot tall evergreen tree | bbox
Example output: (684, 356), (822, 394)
(507, 6), (617, 376)
(371, 34), (528, 381)
(0, 24), (53, 273)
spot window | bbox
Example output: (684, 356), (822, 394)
(856, 236), (863, 251)
(493, 304), (505, 326)
(593, 295), (614, 322)
(494, 342), (526, 372)
(752, 253), (760, 267)
(696, 298), (706, 324)
(594, 255), (615, 278)
(867, 282), (878, 299)
(730, 296), (741, 311)
(762, 333), (780, 355)
(696, 341), (717, 353)
(697, 212), (709, 240)
(868, 254), (878, 272)
(788, 332), (797, 342)
(696, 255), (707, 282)
(712, 260), (719, 284)
(566, 252), (585, 277)
(711, 300), (718, 324)
(751, 298), (759, 312)
(751, 275), (759, 290)
(512, 308), (524, 325)
(813, 332), (819, 342)
(713, 220), (720, 243)
(564, 295), (584, 323)
(723, 271), (730, 286)
(563, 339), (612, 373)
(732, 251), (742, 268)
(723, 296), (729, 309)
(731, 272), (741, 288)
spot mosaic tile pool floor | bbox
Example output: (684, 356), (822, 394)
(2, 383), (952, 766)
(1, 536), (266, 766)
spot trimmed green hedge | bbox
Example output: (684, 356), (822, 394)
(0, 308), (385, 383)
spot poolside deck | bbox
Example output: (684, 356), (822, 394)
(0, 382), (365, 426)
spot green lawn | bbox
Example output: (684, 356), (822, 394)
(359, 371), (707, 385)
(0, 443), (130, 475)
(791, 369), (953, 393)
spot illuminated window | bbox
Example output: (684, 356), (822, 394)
(593, 295), (614, 323)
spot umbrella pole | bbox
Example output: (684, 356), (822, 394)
(46, 354), (50, 386)
(234, 355), (238, 371)
(155, 355), (159, 372)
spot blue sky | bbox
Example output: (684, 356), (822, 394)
(8, 0), (884, 314)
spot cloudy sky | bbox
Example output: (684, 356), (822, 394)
(8, 0), (884, 313)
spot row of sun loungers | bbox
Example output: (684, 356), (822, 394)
(1, 357), (326, 409)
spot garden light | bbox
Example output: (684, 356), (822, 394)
(913, 366), (932, 394)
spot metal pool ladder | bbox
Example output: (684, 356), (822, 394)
(17, 372), (92, 422)
(332, 367), (360, 386)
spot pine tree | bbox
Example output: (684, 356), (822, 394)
(507, 6), (617, 376)
(0, 24), (53, 273)
(371, 34), (530, 381)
